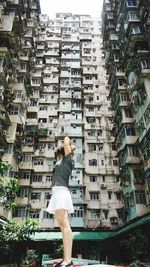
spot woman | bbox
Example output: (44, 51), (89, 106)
(47, 136), (76, 267)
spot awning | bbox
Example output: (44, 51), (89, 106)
(30, 231), (113, 241)
(109, 213), (150, 238)
(30, 214), (150, 242)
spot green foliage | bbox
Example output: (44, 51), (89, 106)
(21, 249), (37, 266)
(0, 219), (39, 257)
(55, 243), (64, 257)
(0, 162), (20, 209)
(119, 229), (148, 261)
(0, 161), (9, 176)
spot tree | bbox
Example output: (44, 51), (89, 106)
(119, 229), (148, 261)
(0, 162), (19, 209)
(0, 219), (39, 264)
(21, 249), (38, 267)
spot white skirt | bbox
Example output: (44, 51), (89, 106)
(46, 186), (74, 214)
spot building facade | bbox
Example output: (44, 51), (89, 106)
(0, 1), (124, 230)
(102, 0), (150, 222)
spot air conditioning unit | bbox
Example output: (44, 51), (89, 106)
(101, 183), (107, 189)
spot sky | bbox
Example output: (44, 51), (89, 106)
(40, 0), (104, 19)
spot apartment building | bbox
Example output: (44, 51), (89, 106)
(0, 1), (123, 229)
(102, 0), (150, 222)
(0, 0), (41, 219)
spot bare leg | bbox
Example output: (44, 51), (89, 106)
(55, 209), (73, 264)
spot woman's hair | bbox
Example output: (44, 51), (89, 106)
(56, 146), (65, 157)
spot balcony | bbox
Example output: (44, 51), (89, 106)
(87, 200), (101, 209)
(43, 77), (59, 84)
(27, 106), (38, 113)
(144, 159), (150, 178)
(26, 118), (37, 126)
(33, 164), (53, 173)
(70, 217), (84, 228)
(44, 50), (59, 57)
(60, 71), (71, 78)
(22, 144), (34, 153)
(138, 59), (150, 76)
(16, 197), (29, 206)
(19, 179), (30, 186)
(19, 161), (33, 170)
(61, 53), (80, 60)
(31, 80), (41, 87)
(60, 91), (72, 98)
(82, 79), (94, 85)
(30, 199), (41, 209)
(118, 135), (138, 152)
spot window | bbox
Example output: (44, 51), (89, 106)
(108, 191), (112, 200)
(103, 209), (108, 219)
(34, 159), (43, 165)
(113, 160), (118, 166)
(40, 106), (48, 111)
(116, 192), (122, 200)
(72, 189), (77, 195)
(48, 144), (55, 150)
(124, 108), (133, 118)
(6, 144), (13, 154)
(132, 26), (142, 35)
(141, 59), (150, 69)
(98, 144), (103, 151)
(128, 12), (139, 20)
(90, 192), (99, 200)
(90, 210), (100, 219)
(135, 191), (146, 204)
(15, 90), (22, 99)
(71, 206), (83, 218)
(45, 192), (51, 200)
(30, 210), (40, 219)
(88, 107), (94, 112)
(46, 175), (53, 181)
(133, 170), (144, 184)
(88, 143), (96, 151)
(32, 175), (42, 182)
(48, 159), (54, 166)
(89, 159), (97, 166)
(22, 154), (32, 162)
(112, 144), (116, 151)
(87, 130), (95, 137)
(125, 126), (136, 136)
(8, 107), (19, 115)
(97, 130), (102, 136)
(117, 209), (124, 219)
(39, 118), (47, 123)
(17, 188), (28, 198)
(21, 172), (31, 179)
(102, 176), (105, 182)
(90, 176), (97, 182)
(120, 93), (129, 101)
(20, 63), (27, 70)
(101, 160), (104, 166)
(126, 1), (137, 7)
(118, 79), (126, 86)
(128, 146), (138, 156)
(133, 170), (143, 180)
(31, 192), (41, 200)
(13, 208), (27, 218)
(43, 211), (53, 219)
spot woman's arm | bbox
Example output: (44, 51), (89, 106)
(64, 136), (75, 156)
(64, 136), (72, 155)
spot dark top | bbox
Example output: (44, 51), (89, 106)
(52, 154), (75, 188)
